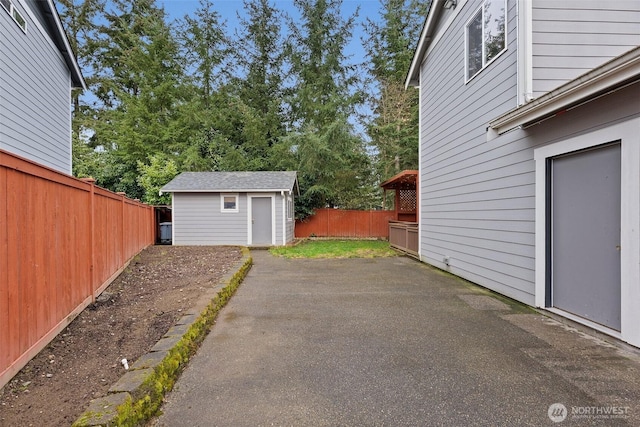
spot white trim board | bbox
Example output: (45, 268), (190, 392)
(247, 193), (276, 246)
(534, 117), (640, 348)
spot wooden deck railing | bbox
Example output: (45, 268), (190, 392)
(0, 150), (154, 388)
(389, 221), (419, 258)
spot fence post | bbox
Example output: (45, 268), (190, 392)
(80, 178), (96, 301)
(117, 192), (126, 265)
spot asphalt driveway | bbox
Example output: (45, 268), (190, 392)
(155, 250), (640, 426)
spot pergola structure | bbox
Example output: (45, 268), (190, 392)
(380, 170), (418, 223)
(380, 170), (419, 258)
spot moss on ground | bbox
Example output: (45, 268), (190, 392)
(73, 248), (252, 427)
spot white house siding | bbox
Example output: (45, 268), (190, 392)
(531, 0), (640, 97)
(419, 0), (538, 304)
(173, 193), (248, 245)
(0, 0), (72, 174)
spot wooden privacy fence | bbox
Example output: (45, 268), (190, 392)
(0, 150), (154, 388)
(295, 208), (396, 238)
(388, 221), (419, 258)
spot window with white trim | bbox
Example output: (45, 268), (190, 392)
(466, 0), (505, 81)
(1, 0), (27, 32)
(221, 194), (239, 213)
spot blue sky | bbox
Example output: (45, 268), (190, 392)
(159, 0), (383, 67)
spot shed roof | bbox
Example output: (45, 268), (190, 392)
(161, 171), (298, 194)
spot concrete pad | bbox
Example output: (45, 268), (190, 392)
(76, 392), (130, 426)
(174, 314), (198, 326)
(155, 251), (640, 426)
(164, 324), (190, 337)
(108, 368), (153, 394)
(130, 351), (167, 370)
(150, 335), (182, 352)
(458, 294), (511, 310)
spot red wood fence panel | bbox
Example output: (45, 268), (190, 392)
(0, 150), (154, 388)
(295, 208), (396, 238)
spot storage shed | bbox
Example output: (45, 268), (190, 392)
(160, 171), (298, 246)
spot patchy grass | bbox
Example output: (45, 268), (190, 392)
(270, 239), (397, 259)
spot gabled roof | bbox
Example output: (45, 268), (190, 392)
(40, 0), (86, 89)
(161, 171), (299, 194)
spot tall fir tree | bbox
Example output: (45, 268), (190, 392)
(85, 0), (188, 198)
(288, 0), (361, 129)
(233, 0), (287, 168)
(55, 0), (104, 178)
(286, 0), (374, 215)
(179, 0), (228, 106)
(364, 0), (429, 182)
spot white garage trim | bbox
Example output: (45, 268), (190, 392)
(534, 117), (640, 347)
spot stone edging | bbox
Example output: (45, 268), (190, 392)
(72, 248), (253, 427)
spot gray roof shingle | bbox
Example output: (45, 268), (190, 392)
(161, 171), (298, 193)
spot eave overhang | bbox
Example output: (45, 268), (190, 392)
(489, 46), (640, 135)
(405, 0), (444, 89)
(380, 170), (418, 190)
(42, 0), (86, 89)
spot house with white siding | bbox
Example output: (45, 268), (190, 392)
(0, 0), (85, 174)
(161, 171), (298, 246)
(406, 0), (640, 347)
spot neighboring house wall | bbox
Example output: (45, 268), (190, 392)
(531, 0), (640, 97)
(0, 0), (72, 174)
(419, 0), (535, 303)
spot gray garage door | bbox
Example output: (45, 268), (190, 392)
(251, 197), (272, 245)
(550, 142), (621, 330)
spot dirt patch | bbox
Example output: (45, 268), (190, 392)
(0, 245), (242, 427)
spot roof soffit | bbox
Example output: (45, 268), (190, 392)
(405, 0), (469, 89)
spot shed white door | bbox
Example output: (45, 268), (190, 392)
(251, 197), (273, 245)
(550, 142), (621, 330)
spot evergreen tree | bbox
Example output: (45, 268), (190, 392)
(364, 0), (429, 181)
(179, 0), (228, 105)
(87, 0), (188, 198)
(286, 0), (374, 215)
(55, 0), (103, 129)
(233, 0), (288, 168)
(288, 0), (361, 129)
(56, 0), (105, 180)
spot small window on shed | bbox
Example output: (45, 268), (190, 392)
(221, 194), (239, 213)
(0, 0), (10, 13)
